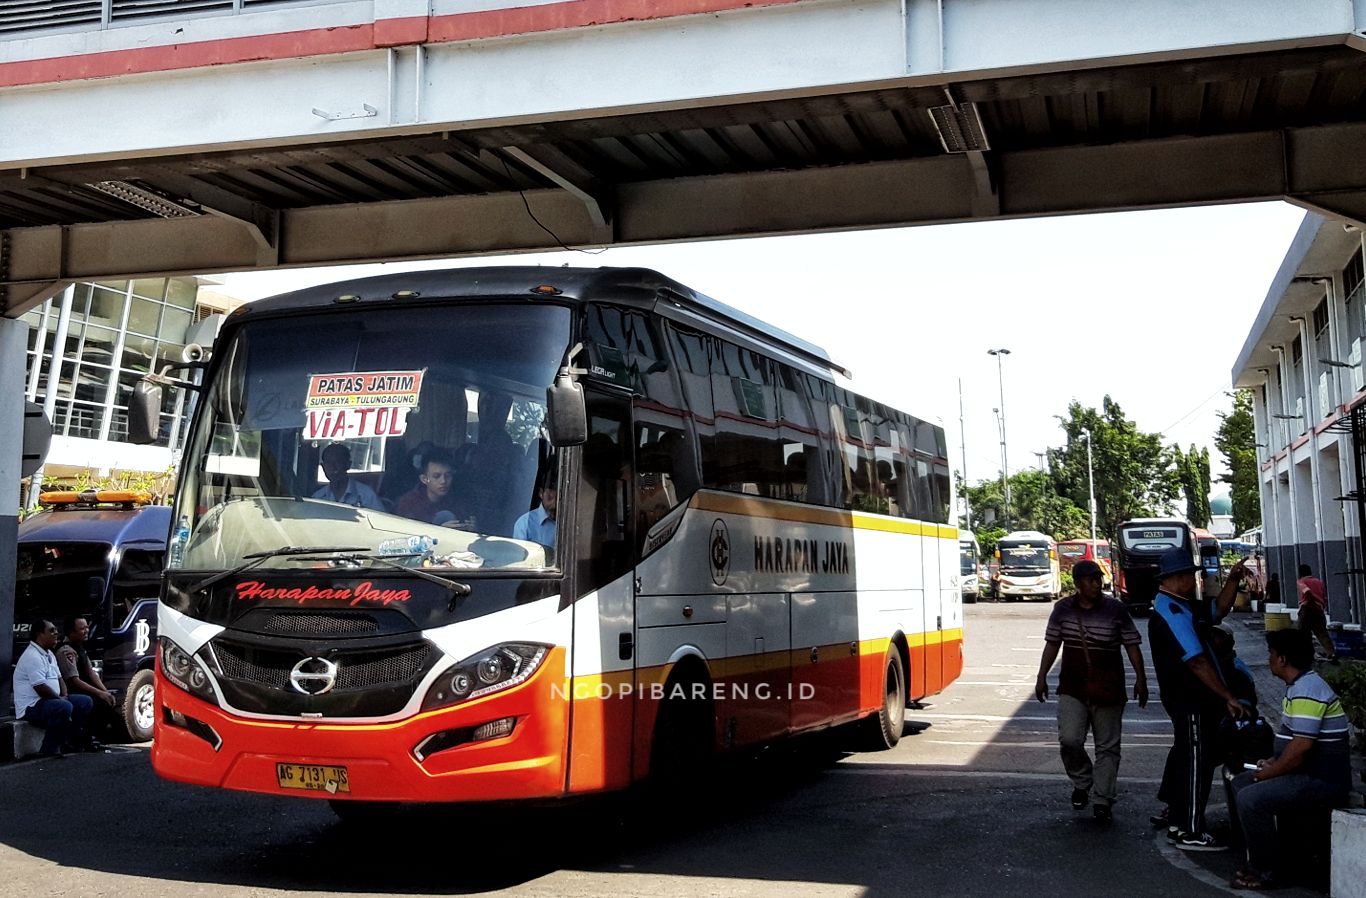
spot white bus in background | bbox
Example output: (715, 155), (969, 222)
(959, 533), (981, 604)
(994, 530), (1061, 601)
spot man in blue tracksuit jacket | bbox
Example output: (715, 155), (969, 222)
(1148, 547), (1249, 851)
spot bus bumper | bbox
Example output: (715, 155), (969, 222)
(150, 649), (569, 803)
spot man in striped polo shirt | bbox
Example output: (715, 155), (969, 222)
(1034, 560), (1148, 822)
(1226, 628), (1352, 890)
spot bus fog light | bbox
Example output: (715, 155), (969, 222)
(471, 717), (516, 742)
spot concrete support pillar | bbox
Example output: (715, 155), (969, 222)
(0, 315), (29, 721)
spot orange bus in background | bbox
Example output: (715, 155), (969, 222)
(1056, 538), (1115, 590)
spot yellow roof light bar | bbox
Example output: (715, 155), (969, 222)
(39, 489), (153, 507)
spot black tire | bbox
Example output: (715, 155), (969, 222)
(963, 591), (977, 605)
(329, 800), (403, 824)
(852, 649), (906, 751)
(649, 671), (715, 789)
(120, 669), (156, 742)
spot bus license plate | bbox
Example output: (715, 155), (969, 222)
(275, 763), (350, 794)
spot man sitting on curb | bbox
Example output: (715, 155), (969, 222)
(12, 618), (94, 758)
(1226, 628), (1352, 890)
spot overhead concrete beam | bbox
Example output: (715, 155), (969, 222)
(9, 119), (1366, 317)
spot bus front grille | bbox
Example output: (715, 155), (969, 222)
(258, 611), (381, 637)
(211, 639), (433, 692)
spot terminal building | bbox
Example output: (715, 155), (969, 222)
(17, 276), (240, 502)
(1233, 212), (1366, 629)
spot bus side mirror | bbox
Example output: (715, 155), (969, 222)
(87, 575), (106, 604)
(128, 378), (163, 444)
(546, 372), (587, 447)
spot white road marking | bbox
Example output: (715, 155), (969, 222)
(922, 740), (1170, 749)
(832, 766), (1164, 785)
(908, 713), (1170, 724)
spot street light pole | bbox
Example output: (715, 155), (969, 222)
(1085, 428), (1097, 543)
(958, 378), (971, 530)
(988, 348), (1011, 526)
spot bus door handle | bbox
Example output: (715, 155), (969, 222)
(618, 632), (634, 661)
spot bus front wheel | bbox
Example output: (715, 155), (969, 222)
(650, 667), (715, 789)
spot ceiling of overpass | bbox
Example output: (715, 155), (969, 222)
(5, 43), (1366, 317)
(4, 45), (1363, 231)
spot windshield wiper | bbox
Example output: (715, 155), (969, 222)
(188, 545), (369, 594)
(311, 553), (473, 608)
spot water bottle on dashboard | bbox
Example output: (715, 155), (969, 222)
(170, 516), (190, 567)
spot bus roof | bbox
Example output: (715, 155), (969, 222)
(17, 504), (172, 546)
(230, 266), (849, 379)
(1000, 530), (1053, 542)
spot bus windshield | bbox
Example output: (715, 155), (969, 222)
(15, 542), (110, 637)
(960, 542), (976, 575)
(1119, 526), (1185, 552)
(1057, 543), (1086, 558)
(175, 303), (571, 574)
(999, 543), (1050, 570)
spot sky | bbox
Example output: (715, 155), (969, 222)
(217, 200), (1308, 495)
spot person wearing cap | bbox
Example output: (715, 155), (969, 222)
(1149, 547), (1250, 851)
(1034, 559), (1147, 822)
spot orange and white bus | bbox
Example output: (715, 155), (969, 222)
(1056, 538), (1114, 590)
(136, 267), (963, 815)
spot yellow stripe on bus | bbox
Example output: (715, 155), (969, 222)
(692, 492), (958, 539)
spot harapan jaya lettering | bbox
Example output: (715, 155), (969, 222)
(753, 535), (850, 574)
(235, 580), (412, 606)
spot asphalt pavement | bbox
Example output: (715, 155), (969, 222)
(0, 602), (1330, 898)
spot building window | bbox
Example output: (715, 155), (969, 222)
(1313, 298), (1329, 338)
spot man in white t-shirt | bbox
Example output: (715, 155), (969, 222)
(512, 485), (557, 549)
(312, 443), (383, 510)
(12, 618), (93, 758)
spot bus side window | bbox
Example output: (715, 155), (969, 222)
(708, 339), (782, 495)
(111, 547), (164, 629)
(778, 365), (826, 505)
(578, 400), (634, 594)
(665, 325), (715, 489)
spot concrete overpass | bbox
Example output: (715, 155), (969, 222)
(7, 0), (1366, 708)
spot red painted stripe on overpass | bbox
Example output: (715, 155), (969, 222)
(0, 0), (803, 89)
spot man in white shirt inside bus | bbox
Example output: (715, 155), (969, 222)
(513, 484), (557, 548)
(12, 618), (93, 758)
(313, 442), (383, 510)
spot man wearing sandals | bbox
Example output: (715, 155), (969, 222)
(1226, 629), (1351, 890)
(1034, 560), (1148, 822)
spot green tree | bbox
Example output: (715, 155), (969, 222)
(962, 468), (1090, 540)
(1176, 443), (1212, 528)
(1215, 390), (1261, 533)
(1048, 397), (1180, 537)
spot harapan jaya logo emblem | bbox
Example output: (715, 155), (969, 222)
(710, 518), (730, 587)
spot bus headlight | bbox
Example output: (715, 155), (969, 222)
(159, 638), (217, 704)
(422, 644), (549, 711)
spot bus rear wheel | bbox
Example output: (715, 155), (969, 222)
(851, 649), (905, 752)
(119, 669), (156, 742)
